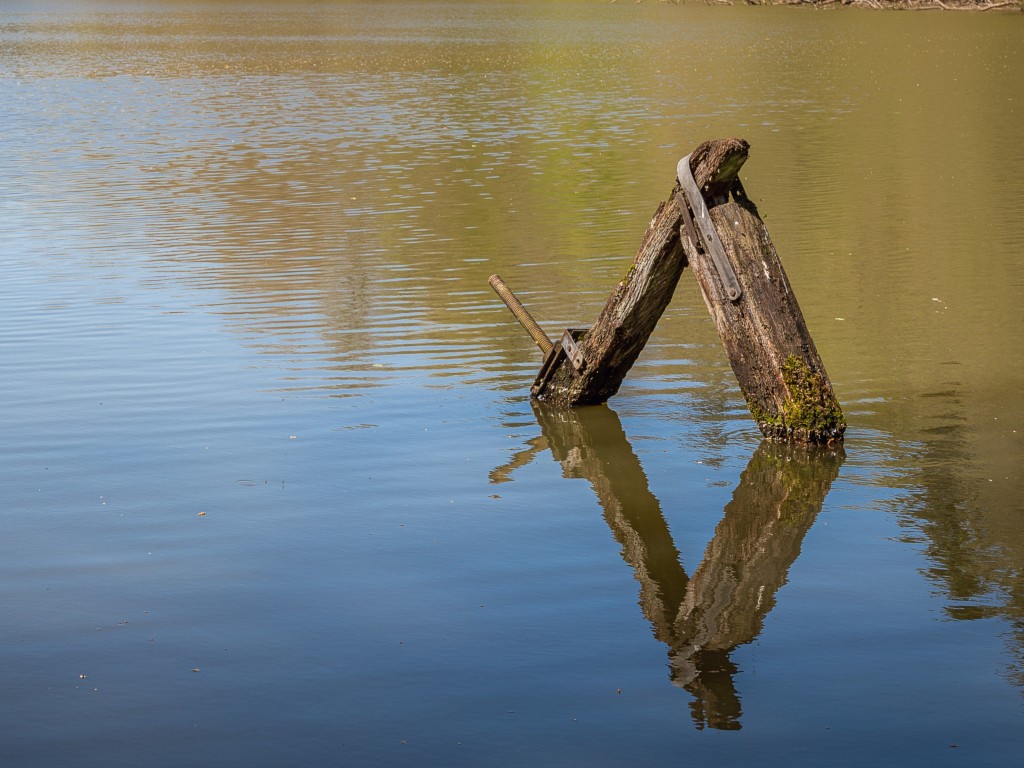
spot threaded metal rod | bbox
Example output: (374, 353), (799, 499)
(488, 274), (553, 354)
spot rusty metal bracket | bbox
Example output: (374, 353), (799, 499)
(676, 190), (700, 254)
(531, 345), (565, 398)
(531, 327), (588, 396)
(560, 328), (588, 373)
(677, 154), (743, 302)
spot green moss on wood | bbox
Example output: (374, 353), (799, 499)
(749, 355), (846, 445)
(780, 355), (845, 433)
(621, 262), (636, 287)
(748, 400), (779, 429)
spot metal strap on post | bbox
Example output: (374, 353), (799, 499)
(561, 328), (590, 373)
(676, 155), (743, 302)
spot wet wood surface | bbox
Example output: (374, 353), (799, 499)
(680, 174), (845, 445)
(535, 139), (751, 408)
(531, 137), (844, 445)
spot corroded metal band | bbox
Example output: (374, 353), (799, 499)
(677, 154), (743, 302)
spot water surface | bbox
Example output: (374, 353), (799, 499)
(2, 2), (1023, 765)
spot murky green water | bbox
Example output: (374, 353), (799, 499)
(2, 1), (1022, 765)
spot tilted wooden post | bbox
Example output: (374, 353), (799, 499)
(544, 140), (760, 408)
(675, 141), (845, 445)
(489, 138), (845, 446)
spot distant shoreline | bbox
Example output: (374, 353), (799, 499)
(625, 0), (1023, 10)
(777, 0), (1020, 9)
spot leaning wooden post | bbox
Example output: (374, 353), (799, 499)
(675, 140), (845, 445)
(526, 139), (754, 408)
(488, 138), (845, 446)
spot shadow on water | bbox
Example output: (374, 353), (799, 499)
(492, 400), (844, 731)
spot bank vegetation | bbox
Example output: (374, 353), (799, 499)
(628, 0), (1022, 10)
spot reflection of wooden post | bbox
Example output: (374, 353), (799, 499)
(531, 402), (689, 639)
(671, 441), (843, 729)
(489, 408), (844, 731)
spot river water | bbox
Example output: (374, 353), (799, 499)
(2, 1), (1022, 765)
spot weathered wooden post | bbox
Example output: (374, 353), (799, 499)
(489, 138), (845, 446)
(674, 142), (845, 445)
